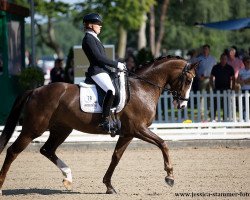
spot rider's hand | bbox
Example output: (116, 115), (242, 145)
(117, 62), (126, 71)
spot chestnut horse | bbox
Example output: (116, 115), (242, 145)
(0, 56), (197, 195)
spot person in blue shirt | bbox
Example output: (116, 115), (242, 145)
(196, 44), (217, 91)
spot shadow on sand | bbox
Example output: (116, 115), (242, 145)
(3, 188), (81, 196)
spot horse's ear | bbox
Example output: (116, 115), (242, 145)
(189, 61), (200, 70)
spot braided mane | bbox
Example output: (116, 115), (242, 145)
(138, 55), (185, 69)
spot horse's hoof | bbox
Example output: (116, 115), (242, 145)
(165, 176), (174, 187)
(106, 188), (117, 194)
(63, 178), (72, 190)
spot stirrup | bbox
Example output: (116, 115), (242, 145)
(99, 118), (121, 137)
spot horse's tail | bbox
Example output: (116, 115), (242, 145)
(0, 90), (33, 154)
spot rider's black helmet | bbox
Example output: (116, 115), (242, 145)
(83, 13), (103, 24)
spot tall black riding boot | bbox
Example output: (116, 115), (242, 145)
(99, 90), (115, 132)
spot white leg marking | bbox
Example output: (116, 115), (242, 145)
(56, 159), (72, 182)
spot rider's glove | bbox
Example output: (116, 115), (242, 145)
(117, 62), (126, 71)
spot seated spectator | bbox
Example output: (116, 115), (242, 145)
(50, 58), (65, 83)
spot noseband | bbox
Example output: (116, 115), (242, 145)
(166, 63), (195, 102)
(128, 62), (195, 102)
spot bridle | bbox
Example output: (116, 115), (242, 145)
(127, 62), (195, 102)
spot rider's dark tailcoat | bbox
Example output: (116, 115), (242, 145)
(82, 32), (118, 76)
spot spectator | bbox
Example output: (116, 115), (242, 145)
(237, 55), (250, 120)
(195, 44), (216, 120)
(125, 55), (136, 72)
(227, 47), (244, 90)
(65, 59), (74, 83)
(210, 53), (235, 120)
(210, 53), (235, 91)
(231, 45), (239, 58)
(187, 49), (199, 92)
(64, 47), (74, 83)
(50, 58), (65, 83)
(25, 50), (31, 67)
(187, 49), (198, 63)
(196, 44), (217, 92)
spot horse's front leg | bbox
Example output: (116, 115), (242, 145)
(136, 127), (174, 187)
(103, 136), (133, 194)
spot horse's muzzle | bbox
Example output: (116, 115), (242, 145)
(173, 100), (187, 109)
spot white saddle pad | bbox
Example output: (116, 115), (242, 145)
(79, 72), (126, 113)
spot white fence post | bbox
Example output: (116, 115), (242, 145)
(209, 90), (215, 121)
(238, 91), (243, 122)
(245, 91), (250, 122)
(231, 91), (237, 122)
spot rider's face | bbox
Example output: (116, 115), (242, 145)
(91, 23), (102, 35)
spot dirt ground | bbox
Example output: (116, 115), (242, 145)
(0, 145), (249, 200)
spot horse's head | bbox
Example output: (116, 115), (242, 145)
(128, 56), (198, 109)
(167, 61), (198, 109)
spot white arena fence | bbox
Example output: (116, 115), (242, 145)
(0, 90), (250, 142)
(0, 122), (250, 142)
(155, 90), (250, 123)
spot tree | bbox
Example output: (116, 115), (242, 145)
(73, 0), (154, 59)
(154, 0), (169, 57)
(149, 6), (155, 55)
(34, 0), (71, 58)
(162, 0), (250, 58)
(163, 0), (232, 57)
(138, 13), (148, 50)
(13, 0), (250, 60)
(13, 0), (71, 58)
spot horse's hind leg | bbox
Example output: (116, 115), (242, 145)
(0, 131), (39, 194)
(40, 126), (73, 190)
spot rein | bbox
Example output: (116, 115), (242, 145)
(127, 63), (194, 102)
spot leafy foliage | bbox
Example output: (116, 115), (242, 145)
(73, 0), (155, 29)
(14, 0), (250, 59)
(19, 67), (45, 90)
(162, 0), (250, 58)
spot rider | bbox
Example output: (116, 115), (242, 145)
(82, 13), (126, 134)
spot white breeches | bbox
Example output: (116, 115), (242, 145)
(91, 73), (115, 95)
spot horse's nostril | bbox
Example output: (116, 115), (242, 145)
(181, 105), (185, 109)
